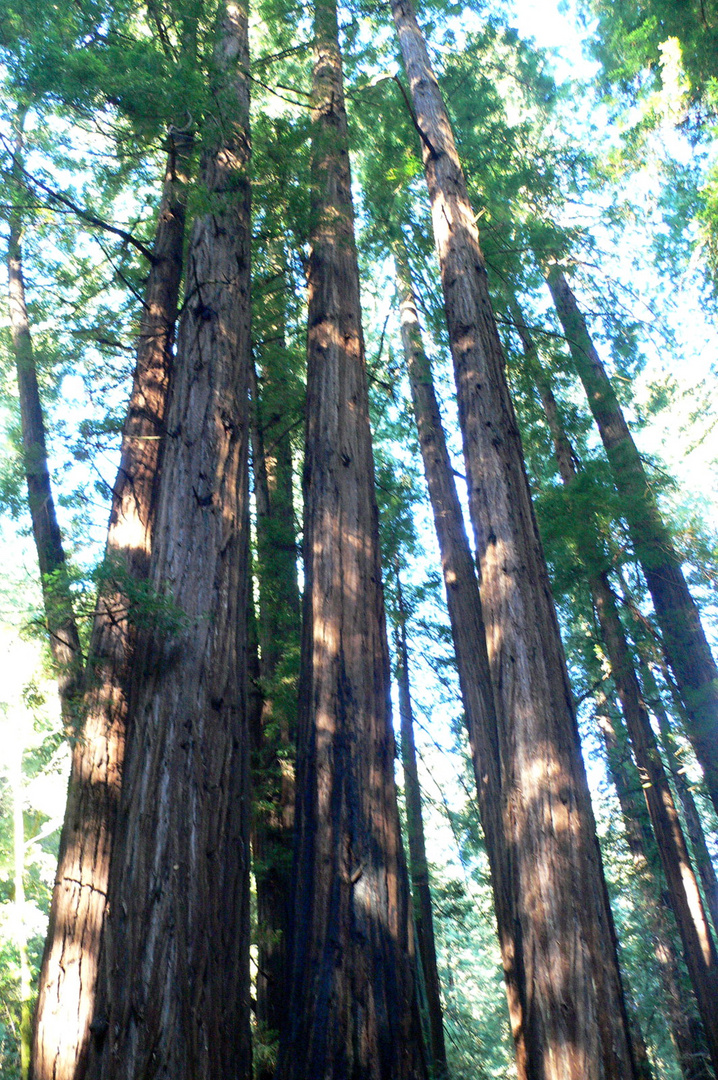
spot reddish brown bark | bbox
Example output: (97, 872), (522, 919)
(546, 266), (718, 821)
(29, 130), (192, 1080)
(592, 582), (718, 1076)
(85, 6), (253, 1078)
(394, 247), (523, 1057)
(519, 311), (718, 1077)
(274, 1), (426, 1074)
(390, 6), (639, 1077)
(594, 696), (711, 1080)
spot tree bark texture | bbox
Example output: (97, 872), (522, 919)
(30, 132), (191, 1080)
(546, 266), (718, 820)
(522, 316), (718, 1077)
(394, 573), (447, 1077)
(275, 4), (426, 1076)
(390, 6), (638, 1078)
(7, 120), (82, 715)
(394, 247), (526, 1059)
(249, 299), (300, 1064)
(87, 7), (253, 1078)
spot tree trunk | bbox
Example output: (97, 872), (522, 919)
(86, 6), (253, 1078)
(641, 660), (718, 938)
(520, 310), (718, 1077)
(592, 576), (718, 1076)
(546, 265), (718, 819)
(390, 6), (638, 1077)
(394, 572), (447, 1077)
(7, 117), (82, 715)
(274, 2), (425, 1074)
(394, 245), (524, 1058)
(29, 130), (192, 1080)
(249, 294), (300, 1072)
(594, 694), (712, 1080)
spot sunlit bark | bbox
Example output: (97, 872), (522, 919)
(394, 245), (523, 1057)
(390, 6), (639, 1076)
(518, 307), (718, 1078)
(275, 2), (426, 1074)
(30, 130), (192, 1080)
(85, 6), (253, 1078)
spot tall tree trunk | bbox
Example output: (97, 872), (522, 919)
(640, 660), (718, 937)
(29, 130), (192, 1080)
(249, 289), (300, 1073)
(274, 2), (425, 1075)
(86, 6), (253, 1078)
(394, 245), (525, 1060)
(390, 7), (638, 1077)
(394, 571), (447, 1078)
(546, 265), (718, 819)
(519, 310), (718, 1077)
(7, 116), (82, 715)
(593, 693), (712, 1080)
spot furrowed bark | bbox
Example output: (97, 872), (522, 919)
(7, 118), (82, 715)
(520, 312), (718, 1077)
(390, 5), (638, 1077)
(394, 571), (447, 1077)
(249, 300), (300, 1069)
(274, 2), (426, 1074)
(394, 247), (525, 1062)
(29, 130), (192, 1080)
(546, 265), (718, 819)
(87, 6), (253, 1078)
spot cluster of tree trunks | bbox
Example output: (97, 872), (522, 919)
(390, 1), (640, 1076)
(84, 4), (254, 1076)
(12, 116), (191, 1080)
(274, 0), (426, 1072)
(8, 2), (717, 1079)
(513, 303), (718, 1078)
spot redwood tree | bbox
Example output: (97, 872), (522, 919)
(28, 128), (192, 1080)
(84, 3), (253, 1077)
(390, 3), (639, 1076)
(274, 0), (426, 1073)
(393, 242), (523, 1055)
(514, 306), (718, 1077)
(546, 264), (718, 820)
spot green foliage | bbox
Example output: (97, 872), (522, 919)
(0, 605), (67, 1080)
